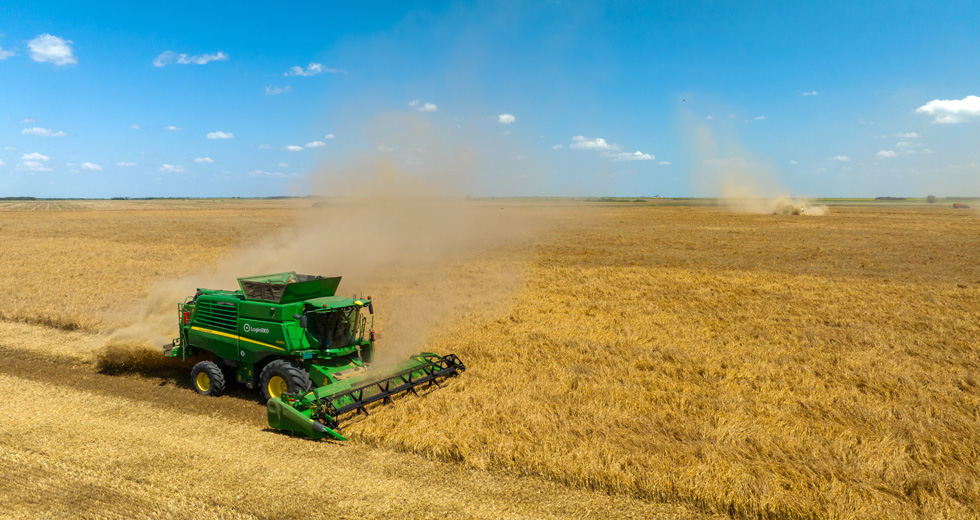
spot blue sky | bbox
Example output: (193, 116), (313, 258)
(1, 1), (978, 198)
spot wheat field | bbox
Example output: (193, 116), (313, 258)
(0, 199), (977, 519)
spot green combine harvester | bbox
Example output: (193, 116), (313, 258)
(164, 272), (465, 440)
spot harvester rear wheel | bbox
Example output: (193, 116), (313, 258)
(191, 361), (226, 396)
(259, 360), (311, 402)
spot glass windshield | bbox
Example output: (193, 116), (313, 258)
(308, 307), (361, 348)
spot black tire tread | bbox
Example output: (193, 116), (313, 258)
(259, 359), (312, 401)
(191, 360), (226, 397)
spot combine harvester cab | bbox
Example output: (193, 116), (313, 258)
(164, 272), (464, 440)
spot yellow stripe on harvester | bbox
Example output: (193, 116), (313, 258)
(190, 326), (285, 351)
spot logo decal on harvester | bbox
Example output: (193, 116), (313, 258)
(243, 323), (270, 334)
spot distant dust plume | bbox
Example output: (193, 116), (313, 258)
(688, 116), (828, 216)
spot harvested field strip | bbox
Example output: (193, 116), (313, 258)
(0, 338), (710, 520)
(0, 201), (85, 211)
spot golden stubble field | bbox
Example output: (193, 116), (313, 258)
(0, 198), (978, 520)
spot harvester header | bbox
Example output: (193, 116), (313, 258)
(164, 272), (464, 439)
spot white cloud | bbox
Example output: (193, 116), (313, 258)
(409, 99), (420, 107)
(21, 127), (67, 137)
(284, 145), (303, 152)
(265, 85), (292, 95)
(206, 131), (234, 139)
(194, 157), (214, 163)
(18, 161), (51, 172)
(418, 102), (438, 112)
(753, 116), (766, 120)
(3, 146), (17, 151)
(305, 141), (326, 148)
(551, 144), (563, 150)
(159, 164), (186, 173)
(789, 160), (798, 165)
(258, 144), (272, 150)
(164, 125), (182, 131)
(28, 34), (76, 66)
(81, 162), (102, 171)
(278, 162), (288, 168)
(22, 152), (50, 161)
(249, 169), (285, 177)
(831, 155), (850, 161)
(285, 63), (341, 76)
(602, 151), (655, 161)
(130, 125), (141, 130)
(324, 133), (335, 139)
(895, 141), (915, 149)
(877, 150), (897, 158)
(916, 95), (980, 124)
(659, 161), (671, 165)
(153, 50), (228, 67)
(498, 113), (516, 124)
(117, 162), (137, 167)
(894, 132), (919, 138)
(0, 159), (5, 166)
(705, 115), (713, 120)
(802, 90), (818, 96)
(0, 47), (15, 60)
(570, 136), (618, 150)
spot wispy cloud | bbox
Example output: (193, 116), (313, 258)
(21, 127), (67, 137)
(324, 133), (335, 139)
(18, 161), (52, 172)
(602, 151), (655, 161)
(81, 162), (102, 171)
(659, 161), (671, 165)
(164, 125), (182, 131)
(153, 51), (228, 67)
(0, 159), (5, 166)
(206, 131), (234, 139)
(18, 153), (52, 172)
(257, 144), (272, 150)
(22, 152), (50, 161)
(877, 150), (897, 158)
(116, 162), (137, 167)
(159, 164), (186, 173)
(570, 136), (618, 151)
(305, 141), (326, 148)
(0, 47), (14, 60)
(753, 115), (766, 120)
(284, 145), (303, 152)
(194, 157), (214, 163)
(285, 63), (342, 76)
(130, 125), (141, 130)
(552, 144), (563, 150)
(802, 90), (818, 96)
(916, 95), (980, 124)
(498, 113), (516, 124)
(249, 169), (285, 177)
(28, 34), (76, 66)
(265, 85), (292, 95)
(894, 132), (919, 138)
(831, 155), (850, 161)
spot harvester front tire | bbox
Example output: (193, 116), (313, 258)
(259, 359), (312, 402)
(191, 361), (226, 396)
